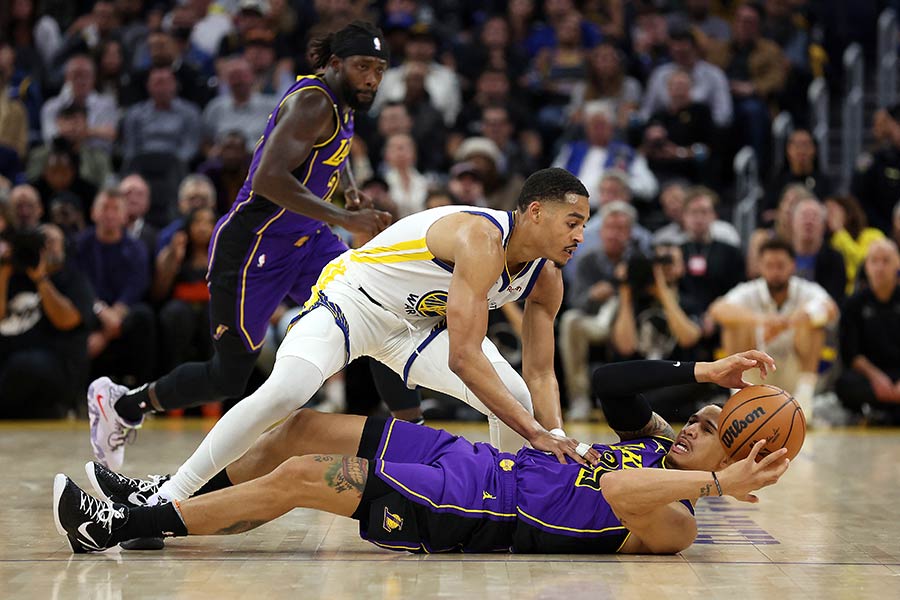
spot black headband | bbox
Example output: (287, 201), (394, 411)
(332, 30), (390, 62)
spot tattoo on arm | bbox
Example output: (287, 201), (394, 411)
(323, 456), (369, 496)
(614, 412), (677, 442)
(213, 520), (267, 535)
(699, 483), (712, 498)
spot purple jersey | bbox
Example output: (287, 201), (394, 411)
(223, 75), (354, 240)
(512, 436), (693, 553)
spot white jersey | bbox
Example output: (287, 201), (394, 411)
(309, 206), (547, 326)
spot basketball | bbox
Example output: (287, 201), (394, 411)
(718, 384), (806, 461)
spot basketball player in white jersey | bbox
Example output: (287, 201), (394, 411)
(92, 168), (602, 507)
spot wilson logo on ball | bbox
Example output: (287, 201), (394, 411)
(721, 407), (767, 448)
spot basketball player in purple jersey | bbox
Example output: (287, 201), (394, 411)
(86, 22), (394, 470)
(57, 350), (791, 555)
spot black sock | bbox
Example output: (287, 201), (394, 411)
(192, 469), (233, 497)
(116, 384), (153, 423)
(114, 504), (188, 543)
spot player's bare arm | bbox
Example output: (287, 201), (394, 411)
(520, 262), (565, 430)
(252, 91), (390, 236)
(428, 214), (598, 466)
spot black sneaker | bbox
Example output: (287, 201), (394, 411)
(85, 461), (169, 507)
(53, 474), (128, 554)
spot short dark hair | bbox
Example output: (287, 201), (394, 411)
(517, 168), (589, 210)
(759, 236), (795, 259)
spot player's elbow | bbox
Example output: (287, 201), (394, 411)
(447, 349), (475, 378)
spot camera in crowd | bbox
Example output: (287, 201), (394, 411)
(624, 252), (673, 292)
(0, 227), (46, 272)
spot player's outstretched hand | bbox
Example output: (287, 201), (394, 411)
(717, 440), (790, 503)
(343, 208), (392, 237)
(696, 350), (777, 389)
(531, 430), (600, 466)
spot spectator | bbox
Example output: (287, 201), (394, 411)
(0, 51), (28, 160)
(669, 0), (732, 42)
(653, 181), (742, 248)
(524, 0), (602, 58)
(454, 14), (530, 85)
(424, 187), (456, 210)
(1, 39), (43, 148)
(373, 23), (461, 127)
(75, 188), (155, 385)
(568, 41), (642, 132)
(191, 0), (238, 58)
(609, 242), (716, 420)
(382, 133), (428, 218)
(242, 28), (292, 98)
(454, 137), (524, 213)
(826, 195), (885, 295)
(9, 184), (44, 231)
(566, 170), (654, 290)
(558, 201), (636, 420)
(763, 129), (832, 224)
(216, 0), (269, 59)
(47, 192), (86, 241)
(791, 196), (846, 304)
(677, 187), (746, 313)
(0, 224), (92, 418)
(52, 0), (120, 69)
(41, 54), (119, 149)
(643, 68), (715, 183)
(710, 237), (838, 420)
(120, 173), (158, 269)
(7, 0), (61, 76)
(836, 240), (900, 424)
(156, 174), (218, 252)
(197, 131), (252, 216)
(95, 38), (132, 107)
(553, 100), (658, 206)
(121, 66), (203, 167)
(124, 28), (215, 109)
(747, 183), (812, 278)
(707, 2), (787, 165)
(631, 9), (671, 82)
(151, 206), (217, 382)
(30, 138), (97, 223)
(851, 104), (900, 233)
(399, 60), (447, 174)
(480, 105), (539, 179)
(641, 27), (733, 129)
(447, 161), (486, 207)
(202, 57), (275, 153)
(27, 103), (112, 189)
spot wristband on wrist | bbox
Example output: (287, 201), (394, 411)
(549, 428), (566, 438)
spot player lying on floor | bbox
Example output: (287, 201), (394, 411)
(54, 350), (789, 555)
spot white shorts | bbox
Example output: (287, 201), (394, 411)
(276, 278), (521, 417)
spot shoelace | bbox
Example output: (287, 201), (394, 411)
(114, 472), (167, 494)
(107, 424), (139, 451)
(79, 490), (124, 533)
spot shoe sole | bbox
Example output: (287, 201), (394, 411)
(84, 462), (113, 503)
(52, 474), (87, 554)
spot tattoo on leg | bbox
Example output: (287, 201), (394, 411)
(313, 455), (335, 463)
(213, 520), (267, 535)
(323, 456), (368, 495)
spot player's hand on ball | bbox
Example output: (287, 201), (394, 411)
(697, 350), (776, 389)
(718, 440), (791, 503)
(532, 430), (600, 466)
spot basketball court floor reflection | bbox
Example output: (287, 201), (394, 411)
(3, 420), (900, 599)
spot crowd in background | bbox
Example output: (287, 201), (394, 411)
(2, 0), (900, 427)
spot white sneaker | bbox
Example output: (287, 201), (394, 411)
(87, 377), (142, 471)
(566, 396), (593, 422)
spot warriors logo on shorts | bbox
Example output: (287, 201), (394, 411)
(412, 291), (449, 318)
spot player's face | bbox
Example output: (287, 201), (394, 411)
(667, 405), (727, 471)
(340, 56), (387, 111)
(533, 193), (589, 266)
(759, 249), (794, 293)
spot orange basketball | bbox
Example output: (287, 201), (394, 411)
(718, 384), (806, 461)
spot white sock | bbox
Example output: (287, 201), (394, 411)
(156, 356), (327, 501)
(793, 372), (817, 422)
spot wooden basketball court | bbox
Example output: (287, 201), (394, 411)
(3, 419), (900, 599)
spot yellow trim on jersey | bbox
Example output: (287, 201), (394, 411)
(369, 540), (425, 552)
(275, 76), (341, 149)
(615, 531), (632, 553)
(378, 420), (516, 518)
(350, 251), (435, 264)
(515, 506), (627, 535)
(238, 209), (286, 349)
(302, 259), (348, 312)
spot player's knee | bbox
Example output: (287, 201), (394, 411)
(268, 456), (314, 497)
(497, 366), (533, 414)
(208, 353), (257, 398)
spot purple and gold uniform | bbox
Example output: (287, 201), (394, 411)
(206, 75), (353, 352)
(354, 418), (693, 554)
